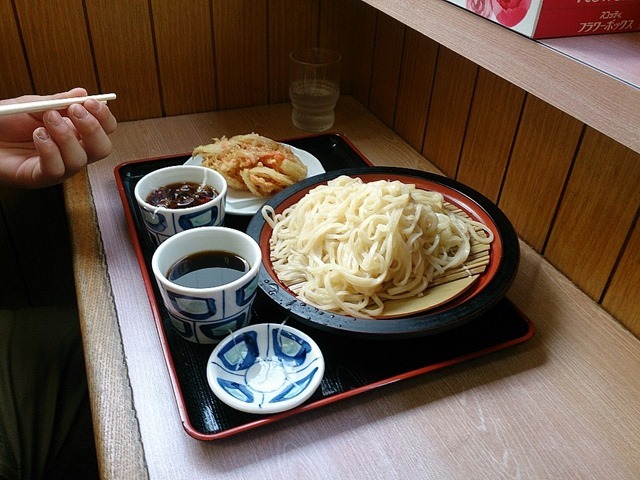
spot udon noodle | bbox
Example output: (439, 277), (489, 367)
(262, 175), (494, 317)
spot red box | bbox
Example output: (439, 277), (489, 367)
(450, 0), (640, 38)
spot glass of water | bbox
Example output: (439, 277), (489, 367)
(289, 48), (341, 132)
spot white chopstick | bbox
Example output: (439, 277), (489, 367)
(0, 93), (116, 116)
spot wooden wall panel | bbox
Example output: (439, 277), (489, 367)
(268, 0), (362, 115)
(0, 0), (375, 115)
(344, 1), (378, 106)
(318, 0), (359, 97)
(14, 0), (97, 95)
(393, 29), (438, 152)
(213, 0), (268, 110)
(456, 69), (525, 201)
(545, 129), (640, 300)
(603, 218), (640, 336)
(422, 48), (478, 177)
(151, 0), (217, 116)
(0, 1), (32, 97)
(367, 13), (405, 127)
(85, 0), (162, 121)
(268, 0), (319, 104)
(499, 97), (582, 251)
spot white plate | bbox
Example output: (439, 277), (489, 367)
(185, 144), (325, 216)
(206, 323), (324, 414)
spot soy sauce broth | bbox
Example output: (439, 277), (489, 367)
(146, 181), (217, 209)
(167, 250), (250, 288)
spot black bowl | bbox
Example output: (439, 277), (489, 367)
(246, 167), (519, 339)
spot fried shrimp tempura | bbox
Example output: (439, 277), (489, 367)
(192, 133), (308, 197)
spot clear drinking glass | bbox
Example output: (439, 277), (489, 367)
(289, 48), (341, 132)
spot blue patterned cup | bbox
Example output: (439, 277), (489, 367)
(151, 226), (262, 344)
(134, 165), (227, 246)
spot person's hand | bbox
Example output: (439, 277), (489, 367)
(0, 87), (117, 189)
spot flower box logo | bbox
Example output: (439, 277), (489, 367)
(467, 0), (532, 27)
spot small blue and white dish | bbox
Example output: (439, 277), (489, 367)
(206, 323), (324, 414)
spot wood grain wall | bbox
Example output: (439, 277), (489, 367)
(1, 0), (638, 337)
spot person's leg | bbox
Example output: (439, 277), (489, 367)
(0, 306), (98, 480)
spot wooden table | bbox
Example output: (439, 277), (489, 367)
(64, 97), (640, 479)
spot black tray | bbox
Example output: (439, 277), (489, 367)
(115, 133), (534, 440)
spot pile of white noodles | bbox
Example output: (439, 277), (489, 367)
(262, 175), (493, 317)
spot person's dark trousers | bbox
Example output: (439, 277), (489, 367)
(0, 306), (99, 479)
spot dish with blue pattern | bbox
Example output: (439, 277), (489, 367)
(206, 323), (324, 414)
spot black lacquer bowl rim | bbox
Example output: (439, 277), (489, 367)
(246, 166), (520, 339)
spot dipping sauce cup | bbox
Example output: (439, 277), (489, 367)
(151, 226), (262, 344)
(134, 165), (227, 246)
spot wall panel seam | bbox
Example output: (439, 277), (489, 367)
(147, 0), (166, 117)
(540, 123), (586, 256)
(599, 207), (640, 304)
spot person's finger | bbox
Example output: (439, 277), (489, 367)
(83, 98), (117, 135)
(56, 87), (88, 98)
(42, 109), (88, 173)
(68, 103), (114, 162)
(32, 127), (66, 185)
